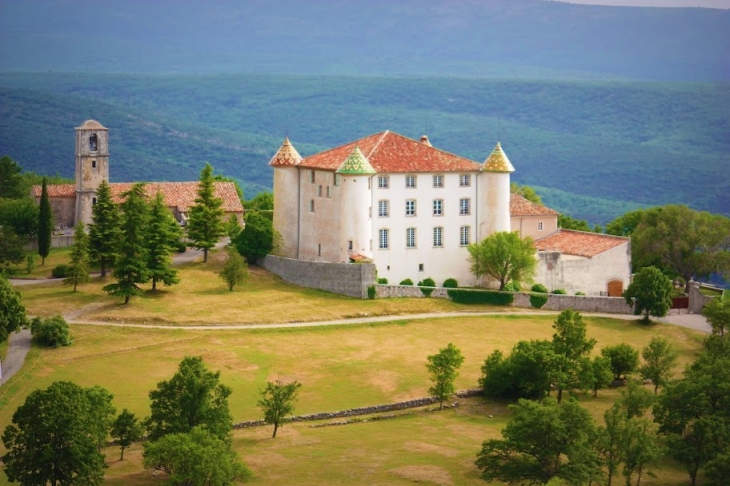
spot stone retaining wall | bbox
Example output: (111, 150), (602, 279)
(261, 255), (376, 299)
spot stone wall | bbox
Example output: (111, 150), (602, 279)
(376, 284), (634, 314)
(689, 281), (717, 314)
(261, 255), (376, 299)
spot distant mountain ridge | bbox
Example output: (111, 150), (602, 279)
(1, 0), (728, 80)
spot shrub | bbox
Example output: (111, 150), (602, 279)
(442, 278), (458, 288)
(51, 264), (69, 278)
(552, 289), (567, 295)
(530, 293), (549, 309)
(367, 285), (376, 299)
(447, 289), (514, 306)
(30, 316), (72, 347)
(418, 278), (436, 297)
(531, 283), (548, 293)
(503, 281), (521, 292)
(174, 239), (187, 253)
(377, 277), (388, 284)
(575, 291), (586, 296)
(399, 279), (413, 286)
(601, 343), (640, 381)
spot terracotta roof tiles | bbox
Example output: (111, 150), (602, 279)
(510, 193), (560, 217)
(535, 229), (629, 258)
(31, 184), (76, 198)
(269, 137), (303, 167)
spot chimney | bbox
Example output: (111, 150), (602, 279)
(420, 135), (432, 147)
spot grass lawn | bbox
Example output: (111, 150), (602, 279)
(7, 246), (74, 279)
(0, 314), (705, 485)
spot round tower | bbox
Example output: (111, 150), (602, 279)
(478, 142), (515, 240)
(269, 137), (302, 259)
(75, 119), (109, 226)
(336, 146), (376, 260)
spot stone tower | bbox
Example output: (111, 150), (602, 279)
(269, 137), (303, 258)
(478, 142), (515, 240)
(74, 119), (109, 226)
(336, 146), (376, 260)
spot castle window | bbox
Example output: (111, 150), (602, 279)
(89, 134), (98, 151)
(405, 199), (416, 216)
(379, 229), (389, 249)
(309, 199), (314, 212)
(92, 197), (97, 205)
(433, 199), (443, 216)
(318, 244), (321, 256)
(405, 175), (416, 188)
(419, 263), (424, 272)
(406, 228), (416, 248)
(378, 200), (389, 217)
(91, 160), (97, 168)
(538, 222), (544, 231)
(460, 226), (471, 246)
(433, 175), (443, 188)
(348, 240), (353, 250)
(459, 174), (471, 187)
(378, 176), (389, 188)
(318, 185), (322, 197)
(334, 174), (341, 186)
(433, 227), (443, 247)
(327, 186), (331, 198)
(310, 171), (315, 183)
(459, 198), (470, 215)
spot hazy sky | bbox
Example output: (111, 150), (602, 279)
(557, 0), (730, 7)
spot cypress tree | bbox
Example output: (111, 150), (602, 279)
(186, 163), (225, 263)
(102, 183), (150, 304)
(37, 177), (52, 265)
(64, 223), (90, 291)
(89, 180), (122, 277)
(145, 191), (182, 290)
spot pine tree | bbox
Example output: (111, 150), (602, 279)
(89, 180), (122, 278)
(186, 163), (225, 263)
(102, 183), (150, 304)
(64, 223), (90, 291)
(37, 177), (52, 265)
(145, 191), (182, 290)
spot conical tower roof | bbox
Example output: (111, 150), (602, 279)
(483, 142), (515, 173)
(336, 146), (376, 175)
(269, 137), (303, 167)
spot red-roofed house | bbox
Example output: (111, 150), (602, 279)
(32, 120), (243, 230)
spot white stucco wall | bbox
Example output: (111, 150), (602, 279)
(272, 166), (300, 258)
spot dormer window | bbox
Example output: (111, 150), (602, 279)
(89, 134), (98, 152)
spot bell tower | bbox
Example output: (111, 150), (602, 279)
(74, 119), (109, 225)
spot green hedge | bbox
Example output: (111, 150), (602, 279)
(447, 289), (514, 306)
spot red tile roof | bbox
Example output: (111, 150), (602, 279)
(33, 182), (243, 213)
(299, 131), (481, 173)
(535, 229), (629, 258)
(510, 193), (560, 217)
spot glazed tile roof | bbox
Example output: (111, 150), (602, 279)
(299, 131), (481, 173)
(483, 142), (515, 173)
(269, 137), (303, 167)
(33, 182), (243, 213)
(336, 146), (377, 175)
(510, 194), (560, 217)
(535, 229), (629, 258)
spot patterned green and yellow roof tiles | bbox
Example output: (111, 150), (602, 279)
(336, 146), (377, 175)
(483, 142), (515, 173)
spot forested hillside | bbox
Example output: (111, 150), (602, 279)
(0, 73), (727, 224)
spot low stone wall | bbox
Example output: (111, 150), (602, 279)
(376, 285), (449, 299)
(261, 255), (376, 299)
(25, 235), (75, 250)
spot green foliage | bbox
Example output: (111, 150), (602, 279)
(575, 291), (586, 296)
(111, 409), (144, 460)
(510, 183), (542, 205)
(0, 226), (26, 273)
(51, 263), (69, 278)
(552, 289), (566, 295)
(367, 285), (376, 299)
(702, 297), (730, 337)
(618, 379), (655, 419)
(558, 214), (594, 232)
(0, 155), (27, 199)
(143, 426), (252, 485)
(601, 343), (640, 381)
(219, 246), (248, 291)
(580, 355), (613, 398)
(0, 276), (26, 344)
(426, 343), (465, 410)
(88, 180), (122, 278)
(64, 222), (90, 291)
(187, 163), (225, 263)
(0, 197), (38, 238)
(145, 356), (233, 442)
(376, 277), (388, 284)
(225, 213), (242, 240)
(25, 254), (35, 274)
(551, 309), (596, 403)
(1, 381), (110, 486)
(244, 191), (273, 211)
(530, 293), (549, 309)
(37, 177), (52, 265)
(30, 315), (72, 347)
(531, 283), (548, 293)
(233, 211), (277, 263)
(145, 191), (182, 290)
(467, 231), (537, 290)
(639, 336), (678, 395)
(417, 277), (436, 297)
(447, 289), (514, 306)
(442, 278), (458, 288)
(85, 385), (117, 454)
(103, 183), (150, 304)
(605, 208), (647, 237)
(502, 281), (521, 292)
(480, 340), (555, 400)
(624, 266), (673, 323)
(258, 380), (301, 438)
(475, 398), (599, 485)
(399, 279), (413, 286)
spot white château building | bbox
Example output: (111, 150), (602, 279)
(270, 131), (631, 295)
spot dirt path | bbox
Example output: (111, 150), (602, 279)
(0, 329), (32, 386)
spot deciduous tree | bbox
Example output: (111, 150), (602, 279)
(0, 155), (26, 199)
(111, 409), (144, 460)
(187, 163), (225, 263)
(551, 309), (596, 403)
(426, 343), (465, 410)
(639, 336), (678, 395)
(37, 177), (52, 265)
(258, 380), (301, 438)
(30, 315), (71, 347)
(623, 266), (673, 323)
(467, 231), (537, 290)
(219, 246), (248, 291)
(601, 344), (640, 381)
(702, 296), (730, 337)
(0, 276), (26, 344)
(621, 416), (662, 486)
(234, 210), (278, 263)
(0, 226), (25, 273)
(103, 183), (150, 304)
(480, 339), (555, 400)
(89, 180), (122, 278)
(579, 355), (613, 398)
(0, 197), (39, 238)
(145, 191), (181, 290)
(64, 222), (90, 291)
(145, 356), (233, 442)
